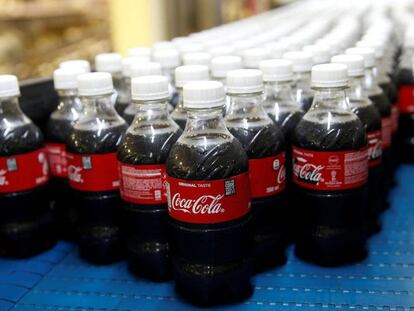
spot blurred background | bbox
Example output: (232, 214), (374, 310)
(0, 0), (289, 80)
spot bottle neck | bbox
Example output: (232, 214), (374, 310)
(55, 89), (83, 116)
(346, 76), (369, 102)
(0, 96), (30, 127)
(226, 92), (270, 121)
(112, 72), (123, 91)
(175, 87), (184, 110)
(131, 98), (171, 125)
(80, 93), (124, 124)
(184, 106), (228, 134)
(264, 81), (296, 105)
(363, 67), (382, 93)
(310, 87), (349, 111)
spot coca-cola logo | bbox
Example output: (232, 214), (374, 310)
(368, 139), (382, 161)
(328, 156), (339, 165)
(298, 163), (324, 184)
(169, 193), (225, 215)
(68, 165), (83, 183)
(0, 169), (8, 186)
(277, 164), (286, 184)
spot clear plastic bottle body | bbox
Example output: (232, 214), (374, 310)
(46, 89), (83, 240)
(118, 98), (182, 280)
(0, 96), (55, 257)
(347, 76), (383, 234)
(166, 106), (252, 306)
(225, 91), (287, 271)
(292, 86), (368, 266)
(292, 71), (314, 112)
(67, 93), (127, 263)
(116, 75), (131, 115)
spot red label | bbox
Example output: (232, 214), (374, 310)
(0, 148), (49, 193)
(249, 153), (286, 199)
(391, 105), (399, 134)
(119, 162), (167, 204)
(166, 173), (250, 224)
(67, 152), (119, 192)
(292, 146), (368, 191)
(399, 85), (414, 114)
(367, 130), (382, 168)
(46, 143), (67, 177)
(381, 117), (392, 149)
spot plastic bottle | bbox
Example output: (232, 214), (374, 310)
(166, 80), (252, 305)
(66, 72), (128, 263)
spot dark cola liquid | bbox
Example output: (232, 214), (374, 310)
(122, 106), (135, 125)
(115, 100), (129, 116)
(166, 136), (252, 306)
(227, 121), (287, 271)
(397, 68), (414, 163)
(46, 118), (76, 240)
(292, 113), (368, 266)
(66, 123), (127, 263)
(118, 127), (182, 280)
(351, 104), (382, 235)
(0, 123), (55, 257)
(369, 93), (392, 209)
(299, 95), (314, 112)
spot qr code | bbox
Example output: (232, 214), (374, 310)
(225, 179), (235, 196)
(82, 156), (92, 170)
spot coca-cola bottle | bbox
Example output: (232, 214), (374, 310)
(122, 62), (163, 124)
(397, 30), (414, 162)
(117, 56), (150, 115)
(118, 75), (182, 280)
(332, 54), (383, 234)
(152, 49), (181, 108)
(46, 67), (85, 240)
(95, 53), (123, 108)
(60, 59), (91, 73)
(170, 65), (209, 130)
(225, 69), (287, 271)
(283, 51), (314, 111)
(0, 75), (55, 257)
(66, 72), (128, 263)
(166, 81), (252, 305)
(292, 64), (369, 266)
(346, 47), (392, 208)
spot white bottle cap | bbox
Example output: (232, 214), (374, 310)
(183, 80), (225, 109)
(209, 46), (236, 57)
(152, 49), (181, 69)
(259, 59), (293, 82)
(226, 69), (263, 94)
(53, 67), (86, 90)
(178, 42), (205, 55)
(153, 41), (175, 50)
(130, 62), (162, 78)
(0, 75), (20, 97)
(345, 47), (375, 68)
(242, 48), (271, 69)
(303, 44), (331, 64)
(60, 59), (91, 73)
(265, 42), (288, 58)
(331, 54), (364, 77)
(311, 63), (348, 88)
(95, 53), (122, 73)
(131, 75), (169, 101)
(175, 65), (210, 88)
(122, 56), (150, 77)
(183, 52), (212, 66)
(77, 72), (113, 96)
(283, 51), (313, 73)
(356, 40), (384, 59)
(211, 56), (242, 79)
(128, 47), (151, 58)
